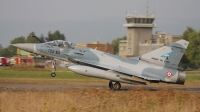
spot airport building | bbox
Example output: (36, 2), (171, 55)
(79, 41), (114, 54)
(119, 13), (181, 57)
(17, 48), (32, 57)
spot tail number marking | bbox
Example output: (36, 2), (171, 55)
(48, 49), (60, 55)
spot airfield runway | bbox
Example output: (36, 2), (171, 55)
(0, 83), (200, 91)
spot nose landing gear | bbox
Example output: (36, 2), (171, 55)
(51, 59), (56, 77)
(51, 72), (56, 77)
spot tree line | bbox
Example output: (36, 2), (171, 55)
(0, 30), (65, 57)
(180, 27), (200, 69)
(0, 27), (200, 69)
(111, 36), (126, 54)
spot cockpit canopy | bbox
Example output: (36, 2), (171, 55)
(45, 40), (76, 49)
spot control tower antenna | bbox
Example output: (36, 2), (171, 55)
(146, 0), (149, 16)
(153, 0), (156, 14)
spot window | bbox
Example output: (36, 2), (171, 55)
(134, 18), (137, 23)
(45, 41), (56, 46)
(120, 46), (124, 50)
(128, 48), (131, 54)
(137, 18), (141, 23)
(147, 19), (150, 24)
(63, 42), (70, 48)
(150, 19), (154, 23)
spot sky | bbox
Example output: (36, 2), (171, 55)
(0, 0), (200, 47)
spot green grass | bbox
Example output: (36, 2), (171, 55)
(0, 66), (108, 85)
(186, 71), (200, 74)
(185, 71), (200, 80)
(186, 76), (200, 80)
(0, 66), (93, 79)
(1, 66), (200, 80)
(0, 70), (85, 79)
(0, 66), (200, 86)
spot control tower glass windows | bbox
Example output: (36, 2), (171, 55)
(134, 18), (152, 24)
(150, 19), (154, 23)
(137, 18), (155, 24)
(146, 19), (150, 24)
(141, 19), (143, 23)
(137, 18), (141, 23)
(134, 18), (137, 23)
(127, 18), (134, 23)
(142, 19), (146, 23)
(127, 17), (155, 24)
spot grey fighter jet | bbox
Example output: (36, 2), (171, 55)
(12, 38), (189, 90)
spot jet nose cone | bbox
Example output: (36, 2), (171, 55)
(11, 43), (35, 53)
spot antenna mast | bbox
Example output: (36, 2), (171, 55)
(146, 0), (149, 15)
(153, 0), (156, 14)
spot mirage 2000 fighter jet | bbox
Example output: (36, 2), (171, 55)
(12, 37), (189, 90)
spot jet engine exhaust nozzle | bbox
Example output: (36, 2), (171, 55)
(176, 71), (186, 85)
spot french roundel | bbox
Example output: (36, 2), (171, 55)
(166, 71), (172, 77)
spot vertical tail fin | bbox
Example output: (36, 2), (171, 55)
(141, 39), (189, 68)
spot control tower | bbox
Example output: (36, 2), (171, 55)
(122, 13), (156, 57)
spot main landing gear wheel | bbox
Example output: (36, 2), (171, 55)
(51, 59), (56, 77)
(109, 81), (121, 90)
(51, 72), (56, 77)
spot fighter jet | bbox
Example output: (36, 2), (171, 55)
(12, 37), (189, 90)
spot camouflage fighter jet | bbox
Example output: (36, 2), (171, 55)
(12, 38), (189, 90)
